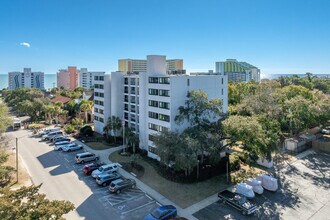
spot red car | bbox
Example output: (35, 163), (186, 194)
(82, 162), (105, 175)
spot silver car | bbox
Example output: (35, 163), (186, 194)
(62, 143), (83, 152)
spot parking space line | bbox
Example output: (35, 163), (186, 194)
(121, 201), (156, 215)
(145, 194), (152, 200)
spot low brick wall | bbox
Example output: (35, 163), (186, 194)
(312, 141), (330, 153)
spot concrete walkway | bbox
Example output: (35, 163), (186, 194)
(75, 140), (200, 220)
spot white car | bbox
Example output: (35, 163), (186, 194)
(91, 163), (119, 178)
(62, 143), (83, 152)
(54, 141), (71, 151)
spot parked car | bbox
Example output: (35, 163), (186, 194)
(52, 135), (70, 143)
(144, 205), (177, 220)
(91, 163), (119, 178)
(218, 190), (257, 215)
(54, 141), (71, 150)
(54, 137), (71, 144)
(49, 134), (63, 142)
(38, 128), (60, 137)
(62, 143), (83, 152)
(82, 162), (105, 175)
(96, 172), (122, 187)
(108, 178), (136, 194)
(75, 152), (99, 164)
(42, 131), (63, 141)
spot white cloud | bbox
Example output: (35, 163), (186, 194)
(20, 42), (31, 48)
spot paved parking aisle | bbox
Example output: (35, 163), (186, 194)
(14, 129), (160, 220)
(193, 152), (330, 220)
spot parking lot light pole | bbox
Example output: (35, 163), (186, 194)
(16, 137), (18, 182)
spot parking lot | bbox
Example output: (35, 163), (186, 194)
(193, 152), (330, 220)
(22, 131), (160, 220)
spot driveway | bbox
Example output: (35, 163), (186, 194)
(193, 152), (330, 220)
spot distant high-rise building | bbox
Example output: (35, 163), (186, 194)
(57, 66), (80, 90)
(8, 68), (44, 90)
(118, 58), (183, 73)
(79, 68), (105, 89)
(215, 59), (260, 83)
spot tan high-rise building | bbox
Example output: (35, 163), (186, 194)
(57, 66), (80, 90)
(118, 58), (183, 73)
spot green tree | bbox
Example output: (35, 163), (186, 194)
(0, 103), (12, 134)
(125, 127), (139, 154)
(71, 118), (84, 130)
(79, 100), (93, 123)
(0, 184), (74, 220)
(0, 150), (15, 186)
(104, 116), (122, 143)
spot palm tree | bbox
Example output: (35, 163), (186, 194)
(79, 100), (93, 123)
(111, 116), (122, 144)
(125, 127), (139, 154)
(103, 118), (113, 141)
(104, 116), (122, 143)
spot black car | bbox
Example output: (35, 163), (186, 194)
(218, 190), (257, 215)
(82, 162), (105, 175)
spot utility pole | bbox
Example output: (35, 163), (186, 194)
(16, 137), (18, 182)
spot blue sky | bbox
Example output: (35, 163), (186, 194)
(0, 0), (329, 76)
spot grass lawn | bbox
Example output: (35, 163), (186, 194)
(110, 152), (231, 208)
(84, 141), (114, 150)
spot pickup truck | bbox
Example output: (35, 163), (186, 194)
(218, 190), (257, 215)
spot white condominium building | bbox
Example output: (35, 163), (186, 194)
(8, 68), (44, 90)
(80, 68), (105, 89)
(215, 59), (260, 83)
(118, 58), (183, 73)
(94, 55), (228, 159)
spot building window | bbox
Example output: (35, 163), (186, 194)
(148, 146), (158, 155)
(159, 77), (170, 84)
(124, 78), (128, 85)
(148, 88), (158, 96)
(124, 86), (128, 93)
(187, 79), (190, 86)
(130, 78), (136, 85)
(148, 111), (159, 119)
(148, 100), (158, 107)
(99, 117), (104, 123)
(159, 114), (170, 122)
(159, 89), (169, 97)
(99, 76), (104, 81)
(221, 88), (223, 95)
(124, 112), (128, 120)
(159, 102), (170, 109)
(159, 126), (168, 132)
(99, 109), (104, 114)
(95, 116), (99, 121)
(95, 76), (99, 80)
(221, 78), (224, 84)
(149, 77), (159, 84)
(148, 123), (158, 131)
(124, 104), (128, 111)
(124, 95), (128, 102)
(148, 134), (156, 142)
(131, 87), (136, 94)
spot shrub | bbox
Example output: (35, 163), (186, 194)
(229, 153), (241, 171)
(80, 125), (93, 136)
(64, 124), (75, 134)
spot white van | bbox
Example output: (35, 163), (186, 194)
(91, 163), (119, 178)
(75, 152), (99, 164)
